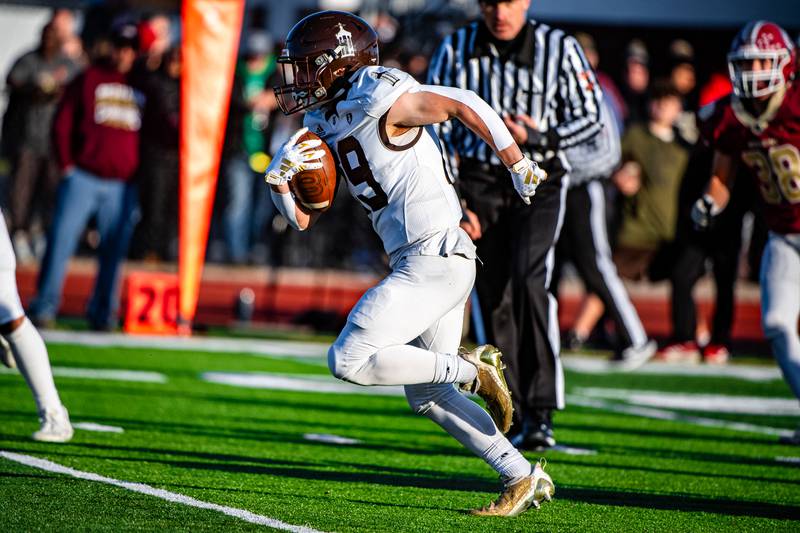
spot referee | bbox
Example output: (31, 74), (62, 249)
(429, 0), (601, 449)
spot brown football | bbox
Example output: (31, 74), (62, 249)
(289, 130), (338, 213)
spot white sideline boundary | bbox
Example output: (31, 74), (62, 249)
(569, 396), (795, 438)
(561, 355), (782, 382)
(0, 451), (325, 532)
(0, 366), (167, 383)
(41, 330), (328, 359)
(40, 330), (784, 381)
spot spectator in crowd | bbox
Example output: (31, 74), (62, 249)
(555, 71), (657, 368)
(0, 213), (73, 442)
(575, 32), (626, 133)
(130, 46), (181, 262)
(3, 22), (80, 263)
(28, 23), (144, 331)
(429, 0), (602, 449)
(50, 8), (86, 65)
(137, 14), (172, 73)
(620, 39), (650, 126)
(221, 31), (278, 264)
(612, 80), (689, 280)
(669, 39), (699, 144)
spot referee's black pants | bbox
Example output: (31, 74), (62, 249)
(553, 179), (648, 350)
(460, 161), (566, 430)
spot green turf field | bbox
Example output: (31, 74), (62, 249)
(1, 338), (799, 532)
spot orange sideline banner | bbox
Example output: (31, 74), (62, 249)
(179, 0), (244, 332)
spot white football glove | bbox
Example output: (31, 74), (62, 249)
(509, 157), (547, 205)
(264, 127), (326, 186)
(690, 194), (723, 230)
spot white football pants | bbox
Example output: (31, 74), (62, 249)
(329, 254), (531, 483)
(760, 232), (800, 400)
(330, 254), (475, 384)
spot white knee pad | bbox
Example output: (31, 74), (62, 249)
(0, 269), (24, 325)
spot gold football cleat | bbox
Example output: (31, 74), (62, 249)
(471, 461), (554, 517)
(459, 344), (513, 434)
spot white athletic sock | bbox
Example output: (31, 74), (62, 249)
(432, 352), (477, 384)
(482, 440), (534, 487)
(5, 318), (62, 412)
(347, 345), (477, 386)
(405, 383), (531, 483)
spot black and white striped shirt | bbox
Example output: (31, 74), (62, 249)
(428, 19), (602, 177)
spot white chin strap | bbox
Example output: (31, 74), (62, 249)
(409, 85), (515, 152)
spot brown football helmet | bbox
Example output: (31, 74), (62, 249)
(274, 11), (379, 114)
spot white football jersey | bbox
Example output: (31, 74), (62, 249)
(304, 67), (475, 265)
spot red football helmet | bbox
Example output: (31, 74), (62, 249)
(274, 11), (379, 114)
(728, 21), (796, 99)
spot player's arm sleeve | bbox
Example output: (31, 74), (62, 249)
(405, 84), (515, 154)
(552, 35), (603, 150)
(427, 35), (460, 182)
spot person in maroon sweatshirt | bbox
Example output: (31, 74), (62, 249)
(29, 23), (143, 331)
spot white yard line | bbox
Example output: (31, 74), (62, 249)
(569, 396), (795, 438)
(0, 451), (325, 533)
(303, 433), (361, 445)
(549, 445), (597, 456)
(0, 366), (167, 383)
(562, 355), (782, 382)
(73, 422), (125, 433)
(574, 387), (800, 416)
(202, 372), (405, 396)
(42, 330), (328, 359)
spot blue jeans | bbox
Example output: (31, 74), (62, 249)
(29, 167), (139, 328)
(222, 156), (273, 263)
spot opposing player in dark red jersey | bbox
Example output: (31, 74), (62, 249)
(692, 21), (800, 444)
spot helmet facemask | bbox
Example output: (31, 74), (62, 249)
(728, 47), (793, 99)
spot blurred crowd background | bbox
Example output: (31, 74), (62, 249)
(0, 1), (797, 348)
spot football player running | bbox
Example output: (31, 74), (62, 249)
(0, 212), (73, 442)
(692, 21), (800, 444)
(266, 11), (551, 515)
